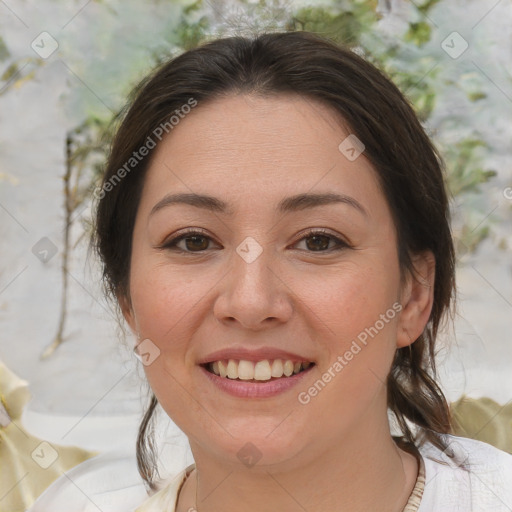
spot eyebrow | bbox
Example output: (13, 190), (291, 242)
(149, 192), (368, 217)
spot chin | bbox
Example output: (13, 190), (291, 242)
(196, 424), (309, 470)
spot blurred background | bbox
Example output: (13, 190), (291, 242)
(0, 0), (511, 507)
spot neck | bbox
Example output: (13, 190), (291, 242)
(177, 406), (418, 512)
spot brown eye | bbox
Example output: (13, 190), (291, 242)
(181, 235), (210, 252)
(305, 234), (331, 251)
(162, 229), (349, 254)
(294, 230), (349, 253)
(162, 230), (219, 253)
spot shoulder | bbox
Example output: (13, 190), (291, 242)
(29, 451), (149, 512)
(418, 434), (512, 511)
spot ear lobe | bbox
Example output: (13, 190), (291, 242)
(396, 251), (435, 349)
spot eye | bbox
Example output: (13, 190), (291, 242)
(160, 228), (349, 254)
(161, 229), (220, 253)
(292, 229), (349, 252)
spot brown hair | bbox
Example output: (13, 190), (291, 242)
(93, 31), (455, 489)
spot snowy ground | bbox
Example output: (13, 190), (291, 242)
(0, 0), (511, 462)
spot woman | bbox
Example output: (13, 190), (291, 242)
(58, 31), (512, 511)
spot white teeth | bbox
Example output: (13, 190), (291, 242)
(227, 359), (238, 379)
(208, 359), (313, 380)
(254, 360), (271, 380)
(283, 360), (294, 377)
(238, 360), (255, 380)
(271, 359), (283, 377)
(218, 360), (228, 378)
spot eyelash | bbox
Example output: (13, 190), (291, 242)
(160, 228), (350, 254)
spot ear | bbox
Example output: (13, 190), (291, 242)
(396, 251), (435, 349)
(117, 291), (138, 337)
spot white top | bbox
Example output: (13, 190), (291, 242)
(30, 435), (512, 512)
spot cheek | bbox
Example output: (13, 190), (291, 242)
(300, 260), (401, 385)
(130, 259), (208, 339)
(129, 261), (212, 430)
(128, 258), (221, 399)
(293, 266), (401, 430)
(300, 260), (400, 335)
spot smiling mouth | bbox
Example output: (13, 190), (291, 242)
(201, 359), (315, 382)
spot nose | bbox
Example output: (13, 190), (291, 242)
(213, 242), (293, 330)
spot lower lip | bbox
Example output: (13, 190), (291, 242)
(199, 365), (314, 398)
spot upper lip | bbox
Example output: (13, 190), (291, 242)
(198, 347), (315, 365)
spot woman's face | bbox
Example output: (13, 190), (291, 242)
(123, 94), (433, 469)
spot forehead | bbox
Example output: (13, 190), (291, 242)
(138, 93), (384, 217)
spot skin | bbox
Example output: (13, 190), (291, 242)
(121, 93), (435, 512)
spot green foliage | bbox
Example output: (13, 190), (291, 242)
(467, 91), (486, 102)
(0, 53), (43, 97)
(413, 0), (442, 14)
(1, 61), (19, 82)
(455, 223), (490, 256)
(288, 1), (378, 47)
(440, 137), (497, 252)
(0, 36), (9, 61)
(67, 116), (116, 195)
(175, 0), (210, 50)
(443, 138), (497, 197)
(388, 62), (439, 121)
(404, 21), (432, 46)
